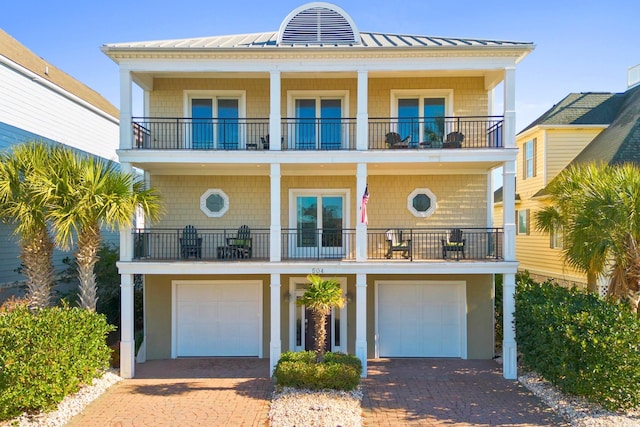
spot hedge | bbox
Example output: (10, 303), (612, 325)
(0, 305), (115, 420)
(273, 351), (362, 391)
(515, 280), (640, 410)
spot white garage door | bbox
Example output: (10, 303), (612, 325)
(175, 282), (261, 357)
(378, 282), (465, 358)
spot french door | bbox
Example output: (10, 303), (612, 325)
(190, 97), (240, 149)
(294, 98), (343, 150)
(290, 191), (347, 259)
(396, 96), (446, 145)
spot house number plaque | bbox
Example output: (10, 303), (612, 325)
(311, 268), (324, 274)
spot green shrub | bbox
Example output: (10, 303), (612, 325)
(0, 305), (115, 420)
(273, 351), (362, 391)
(516, 280), (640, 410)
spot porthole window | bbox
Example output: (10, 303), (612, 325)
(200, 189), (229, 218)
(407, 188), (437, 217)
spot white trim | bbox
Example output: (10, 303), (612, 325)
(288, 276), (348, 353)
(171, 279), (263, 358)
(286, 90), (350, 149)
(277, 2), (360, 46)
(199, 188), (229, 218)
(374, 279), (467, 359)
(390, 89), (454, 117)
(407, 187), (437, 218)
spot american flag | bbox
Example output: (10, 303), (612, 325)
(361, 185), (369, 225)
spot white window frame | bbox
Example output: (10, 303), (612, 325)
(517, 209), (530, 235)
(550, 227), (563, 249)
(286, 90), (350, 149)
(407, 188), (437, 218)
(390, 89), (453, 144)
(524, 139), (536, 179)
(200, 189), (229, 218)
(183, 90), (246, 149)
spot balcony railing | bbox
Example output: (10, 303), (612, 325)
(132, 116), (502, 151)
(281, 228), (356, 260)
(132, 227), (502, 262)
(133, 228), (270, 261)
(368, 228), (503, 261)
(281, 118), (357, 150)
(368, 116), (504, 149)
(133, 117), (270, 150)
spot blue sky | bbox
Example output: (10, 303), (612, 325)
(1, 0), (638, 132)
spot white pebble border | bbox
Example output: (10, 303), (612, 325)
(269, 386), (363, 427)
(518, 371), (640, 427)
(0, 370), (122, 427)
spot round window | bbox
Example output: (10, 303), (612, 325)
(200, 189), (229, 218)
(407, 188), (437, 217)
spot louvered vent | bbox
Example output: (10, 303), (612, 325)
(278, 3), (360, 45)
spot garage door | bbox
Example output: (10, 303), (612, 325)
(175, 282), (261, 357)
(378, 282), (464, 357)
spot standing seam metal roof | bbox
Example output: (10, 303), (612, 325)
(102, 31), (533, 50)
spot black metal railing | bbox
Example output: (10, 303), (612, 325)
(368, 116), (504, 149)
(280, 118), (357, 150)
(132, 228), (270, 261)
(132, 118), (270, 150)
(367, 228), (503, 261)
(281, 228), (356, 260)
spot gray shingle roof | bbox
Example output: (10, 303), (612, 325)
(102, 31), (533, 50)
(519, 92), (626, 134)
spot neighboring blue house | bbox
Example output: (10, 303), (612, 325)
(0, 29), (119, 293)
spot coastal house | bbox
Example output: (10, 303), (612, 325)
(102, 2), (533, 379)
(0, 29), (119, 290)
(495, 66), (640, 289)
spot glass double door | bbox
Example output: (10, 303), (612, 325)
(294, 98), (342, 150)
(397, 97), (445, 145)
(191, 98), (239, 149)
(294, 195), (344, 258)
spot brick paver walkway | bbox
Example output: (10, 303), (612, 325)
(362, 358), (568, 426)
(67, 358), (566, 426)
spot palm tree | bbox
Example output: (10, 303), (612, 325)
(45, 148), (164, 311)
(297, 274), (345, 361)
(0, 141), (56, 309)
(535, 162), (640, 311)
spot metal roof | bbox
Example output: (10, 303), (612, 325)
(102, 31), (533, 50)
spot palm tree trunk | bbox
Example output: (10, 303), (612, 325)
(19, 226), (55, 309)
(76, 223), (101, 311)
(313, 310), (328, 362)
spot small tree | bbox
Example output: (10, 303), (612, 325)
(297, 275), (345, 362)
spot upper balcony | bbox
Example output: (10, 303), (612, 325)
(132, 116), (503, 151)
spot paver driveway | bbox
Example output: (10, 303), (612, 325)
(67, 358), (566, 426)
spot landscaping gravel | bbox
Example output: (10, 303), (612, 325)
(269, 387), (363, 427)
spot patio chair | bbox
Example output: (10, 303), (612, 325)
(442, 228), (465, 260)
(385, 132), (411, 149)
(180, 225), (202, 259)
(442, 131), (464, 148)
(226, 225), (253, 259)
(385, 229), (412, 259)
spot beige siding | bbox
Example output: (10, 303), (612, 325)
(516, 128), (545, 198)
(546, 128), (603, 180)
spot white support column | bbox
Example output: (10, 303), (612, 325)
(355, 273), (368, 377)
(119, 162), (134, 261)
(120, 273), (135, 378)
(356, 163), (367, 261)
(503, 67), (516, 149)
(269, 71), (281, 151)
(356, 71), (369, 150)
(502, 273), (517, 379)
(270, 273), (282, 374)
(270, 163), (281, 262)
(502, 160), (516, 261)
(119, 68), (133, 150)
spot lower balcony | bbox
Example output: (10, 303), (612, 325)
(132, 227), (503, 262)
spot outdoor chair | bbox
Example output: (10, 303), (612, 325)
(442, 228), (466, 260)
(180, 225), (202, 259)
(385, 229), (412, 259)
(385, 132), (411, 149)
(442, 131), (464, 148)
(225, 225), (253, 259)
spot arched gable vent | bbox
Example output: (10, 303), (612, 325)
(277, 2), (360, 45)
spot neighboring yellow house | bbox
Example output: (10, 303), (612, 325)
(495, 81), (640, 289)
(103, 2), (533, 380)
